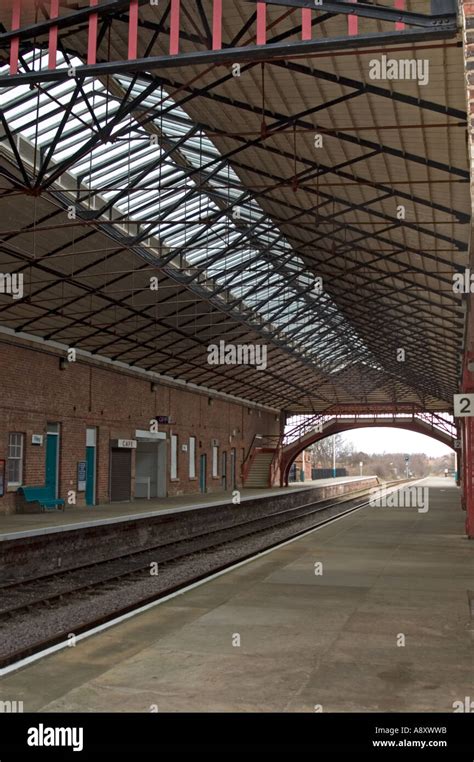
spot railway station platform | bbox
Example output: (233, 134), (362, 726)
(1, 477), (472, 712)
(0, 475), (374, 542)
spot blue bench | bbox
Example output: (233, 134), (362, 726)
(18, 486), (65, 512)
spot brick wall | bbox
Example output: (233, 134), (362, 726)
(462, 0), (474, 215)
(293, 451), (312, 481)
(0, 338), (280, 514)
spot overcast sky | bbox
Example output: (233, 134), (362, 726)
(342, 427), (453, 458)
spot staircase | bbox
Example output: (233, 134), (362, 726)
(245, 450), (276, 488)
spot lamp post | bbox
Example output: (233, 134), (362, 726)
(332, 435), (336, 478)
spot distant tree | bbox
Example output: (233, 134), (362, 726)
(302, 435), (455, 479)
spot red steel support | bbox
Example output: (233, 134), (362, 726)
(256, 2), (266, 45)
(394, 0), (405, 31)
(348, 0), (358, 37)
(48, 0), (60, 70)
(301, 8), (312, 41)
(128, 0), (139, 60)
(461, 349), (474, 538)
(464, 417), (474, 537)
(212, 0), (222, 50)
(88, 0), (99, 65)
(169, 0), (181, 55)
(9, 0), (21, 76)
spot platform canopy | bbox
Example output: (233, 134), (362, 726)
(0, 0), (469, 413)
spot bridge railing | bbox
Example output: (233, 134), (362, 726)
(241, 433), (281, 483)
(283, 408), (457, 449)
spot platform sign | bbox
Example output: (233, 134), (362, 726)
(454, 394), (474, 417)
(77, 461), (87, 492)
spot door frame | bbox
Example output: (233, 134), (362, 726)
(221, 450), (227, 490)
(199, 453), (207, 494)
(109, 446), (132, 502)
(45, 423), (60, 498)
(86, 427), (97, 506)
(230, 447), (236, 490)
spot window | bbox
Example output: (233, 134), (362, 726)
(189, 436), (196, 479)
(212, 445), (219, 478)
(7, 433), (24, 486)
(171, 434), (178, 479)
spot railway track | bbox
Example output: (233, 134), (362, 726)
(0, 479), (413, 670)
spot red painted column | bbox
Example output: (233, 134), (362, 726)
(461, 417), (466, 513)
(88, 0), (99, 65)
(48, 0), (60, 70)
(212, 0), (222, 50)
(460, 345), (474, 537)
(348, 0), (358, 37)
(301, 8), (312, 41)
(454, 418), (462, 487)
(128, 0), (139, 60)
(460, 1), (474, 536)
(9, 0), (21, 76)
(169, 0), (181, 55)
(256, 1), (266, 45)
(464, 418), (474, 537)
(394, 0), (405, 32)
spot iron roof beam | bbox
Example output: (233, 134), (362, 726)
(0, 25), (459, 88)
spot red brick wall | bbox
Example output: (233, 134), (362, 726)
(0, 338), (280, 514)
(462, 0), (474, 215)
(293, 451), (312, 481)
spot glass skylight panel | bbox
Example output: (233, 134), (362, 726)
(0, 51), (378, 371)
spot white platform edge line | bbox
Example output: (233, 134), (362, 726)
(0, 478), (428, 677)
(0, 477), (379, 541)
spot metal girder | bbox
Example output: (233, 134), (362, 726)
(272, 58), (466, 121)
(0, 25), (459, 88)
(0, 3), (468, 412)
(0, 0), (151, 45)
(0, 238), (313, 408)
(162, 73), (467, 178)
(86, 75), (467, 270)
(248, 0), (457, 28)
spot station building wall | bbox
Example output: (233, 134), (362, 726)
(0, 338), (280, 515)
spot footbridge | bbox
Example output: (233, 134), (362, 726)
(243, 406), (458, 487)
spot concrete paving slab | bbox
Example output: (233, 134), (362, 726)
(0, 478), (472, 713)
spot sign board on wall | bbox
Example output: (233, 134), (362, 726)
(454, 394), (474, 417)
(77, 461), (87, 492)
(155, 416), (171, 425)
(117, 439), (137, 449)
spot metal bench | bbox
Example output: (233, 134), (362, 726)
(18, 486), (65, 512)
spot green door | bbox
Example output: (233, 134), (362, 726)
(199, 454), (207, 494)
(45, 433), (59, 497)
(85, 446), (95, 506)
